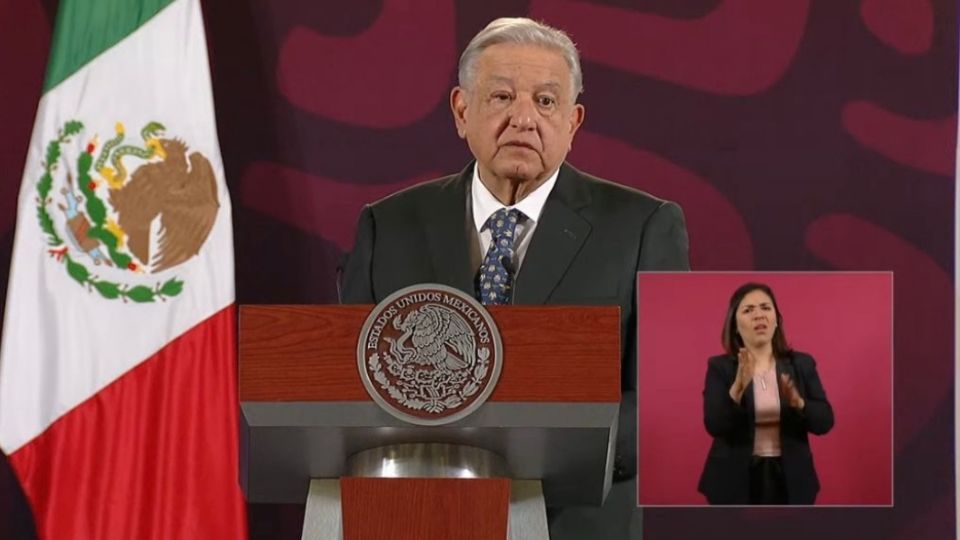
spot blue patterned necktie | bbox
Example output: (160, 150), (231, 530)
(477, 208), (523, 305)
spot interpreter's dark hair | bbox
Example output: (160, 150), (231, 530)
(721, 282), (792, 358)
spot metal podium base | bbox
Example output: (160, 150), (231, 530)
(301, 443), (549, 540)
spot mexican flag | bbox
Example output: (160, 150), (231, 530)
(0, 0), (247, 537)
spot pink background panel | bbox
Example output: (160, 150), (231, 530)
(636, 272), (893, 505)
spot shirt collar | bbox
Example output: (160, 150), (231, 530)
(471, 164), (560, 232)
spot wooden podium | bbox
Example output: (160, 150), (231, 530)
(239, 304), (621, 539)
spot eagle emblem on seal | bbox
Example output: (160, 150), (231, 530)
(387, 305), (475, 372)
(358, 285), (504, 425)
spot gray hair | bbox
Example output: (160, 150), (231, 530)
(458, 17), (583, 98)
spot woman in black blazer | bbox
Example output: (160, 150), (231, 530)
(698, 282), (834, 505)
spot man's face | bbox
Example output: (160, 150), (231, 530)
(451, 43), (585, 185)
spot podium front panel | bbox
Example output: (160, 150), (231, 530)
(239, 304), (621, 507)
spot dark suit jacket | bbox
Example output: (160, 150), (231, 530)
(698, 351), (835, 504)
(341, 161), (690, 480)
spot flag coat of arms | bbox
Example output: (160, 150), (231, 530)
(0, 0), (247, 537)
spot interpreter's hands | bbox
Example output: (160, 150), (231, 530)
(729, 348), (754, 404)
(779, 373), (805, 410)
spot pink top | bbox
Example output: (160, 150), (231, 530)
(752, 368), (781, 457)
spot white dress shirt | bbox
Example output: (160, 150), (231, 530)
(471, 165), (559, 271)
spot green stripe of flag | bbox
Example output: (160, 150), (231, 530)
(44, 0), (176, 92)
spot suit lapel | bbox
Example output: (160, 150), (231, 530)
(421, 166), (475, 295)
(514, 164), (592, 304)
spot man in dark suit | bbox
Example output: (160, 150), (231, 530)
(342, 17), (689, 538)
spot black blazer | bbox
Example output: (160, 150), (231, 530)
(698, 351), (834, 504)
(342, 162), (690, 479)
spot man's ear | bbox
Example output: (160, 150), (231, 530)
(451, 87), (469, 139)
(566, 103), (585, 151)
(569, 103), (585, 137)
